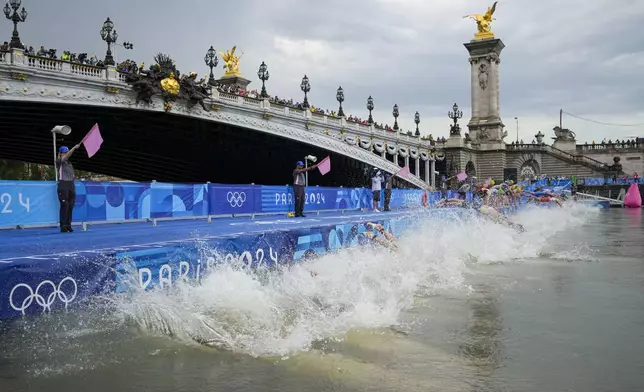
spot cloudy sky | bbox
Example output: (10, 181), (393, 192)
(16, 0), (644, 143)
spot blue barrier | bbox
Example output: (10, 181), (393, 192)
(0, 180), (462, 229)
(1, 209), (458, 319)
(584, 177), (642, 186)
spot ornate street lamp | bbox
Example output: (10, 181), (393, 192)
(366, 96), (374, 124)
(336, 86), (345, 117)
(414, 111), (420, 136)
(100, 17), (118, 66)
(448, 102), (463, 136)
(257, 61), (269, 98)
(3, 0), (27, 49)
(300, 75), (310, 108)
(204, 46), (218, 86)
(392, 104), (399, 131)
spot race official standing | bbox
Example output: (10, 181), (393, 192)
(383, 173), (393, 211)
(56, 144), (80, 232)
(293, 160), (317, 217)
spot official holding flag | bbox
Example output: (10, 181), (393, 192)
(56, 143), (80, 232)
(293, 160), (318, 217)
(54, 123), (104, 233)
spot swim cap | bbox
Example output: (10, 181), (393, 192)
(59, 146), (69, 153)
(296, 161), (304, 166)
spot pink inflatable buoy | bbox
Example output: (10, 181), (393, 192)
(624, 183), (642, 208)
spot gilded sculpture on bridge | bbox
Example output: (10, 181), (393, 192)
(123, 53), (211, 112)
(220, 46), (242, 76)
(464, 1), (498, 40)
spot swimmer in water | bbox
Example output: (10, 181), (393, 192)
(477, 204), (525, 232)
(365, 222), (398, 250)
(309, 223), (398, 277)
(435, 198), (466, 208)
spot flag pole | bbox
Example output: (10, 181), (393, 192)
(52, 132), (58, 181)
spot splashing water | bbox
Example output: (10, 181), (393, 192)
(112, 203), (598, 357)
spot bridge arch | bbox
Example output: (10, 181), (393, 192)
(465, 160), (476, 179)
(519, 159), (541, 180)
(0, 71), (434, 188)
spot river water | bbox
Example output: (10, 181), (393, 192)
(1, 206), (643, 392)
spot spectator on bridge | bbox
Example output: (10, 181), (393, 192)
(293, 160), (317, 217)
(371, 169), (384, 212)
(56, 144), (80, 232)
(383, 173), (393, 211)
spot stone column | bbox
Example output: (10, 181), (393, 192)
(464, 38), (505, 150)
(415, 157), (420, 178)
(430, 160), (436, 189)
(425, 159), (430, 184)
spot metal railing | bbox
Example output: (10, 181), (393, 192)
(508, 143), (607, 171)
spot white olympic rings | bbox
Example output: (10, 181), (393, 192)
(227, 191), (247, 207)
(9, 277), (78, 315)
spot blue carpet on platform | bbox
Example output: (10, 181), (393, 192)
(0, 210), (411, 263)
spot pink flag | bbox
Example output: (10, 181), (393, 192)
(82, 123), (103, 158)
(456, 171), (468, 182)
(317, 156), (331, 175)
(397, 165), (410, 178)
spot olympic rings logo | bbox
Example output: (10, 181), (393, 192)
(227, 191), (246, 207)
(9, 277), (78, 315)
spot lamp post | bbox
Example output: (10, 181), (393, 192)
(335, 86), (345, 117)
(304, 155), (317, 186)
(414, 111), (420, 137)
(366, 96), (374, 124)
(51, 125), (72, 182)
(3, 0), (27, 49)
(257, 61), (269, 98)
(204, 46), (219, 86)
(514, 116), (519, 143)
(100, 17), (118, 66)
(448, 103), (463, 136)
(392, 104), (399, 131)
(300, 75), (310, 108)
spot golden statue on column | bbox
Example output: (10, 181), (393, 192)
(463, 1), (498, 40)
(220, 46), (242, 76)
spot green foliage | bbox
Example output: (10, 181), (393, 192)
(0, 160), (95, 181)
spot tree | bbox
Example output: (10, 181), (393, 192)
(0, 160), (27, 180)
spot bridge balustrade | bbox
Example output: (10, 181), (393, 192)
(0, 48), (440, 155)
(0, 180), (463, 229)
(578, 142), (643, 152)
(507, 143), (607, 170)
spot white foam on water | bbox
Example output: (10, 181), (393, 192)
(113, 202), (599, 357)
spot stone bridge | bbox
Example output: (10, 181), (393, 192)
(0, 49), (443, 188)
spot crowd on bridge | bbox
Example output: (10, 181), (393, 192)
(2, 41), (446, 143)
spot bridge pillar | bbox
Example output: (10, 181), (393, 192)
(106, 65), (118, 82)
(415, 157), (420, 179)
(430, 160), (436, 189)
(464, 37), (506, 150)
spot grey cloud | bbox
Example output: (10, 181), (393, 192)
(12, 0), (644, 142)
